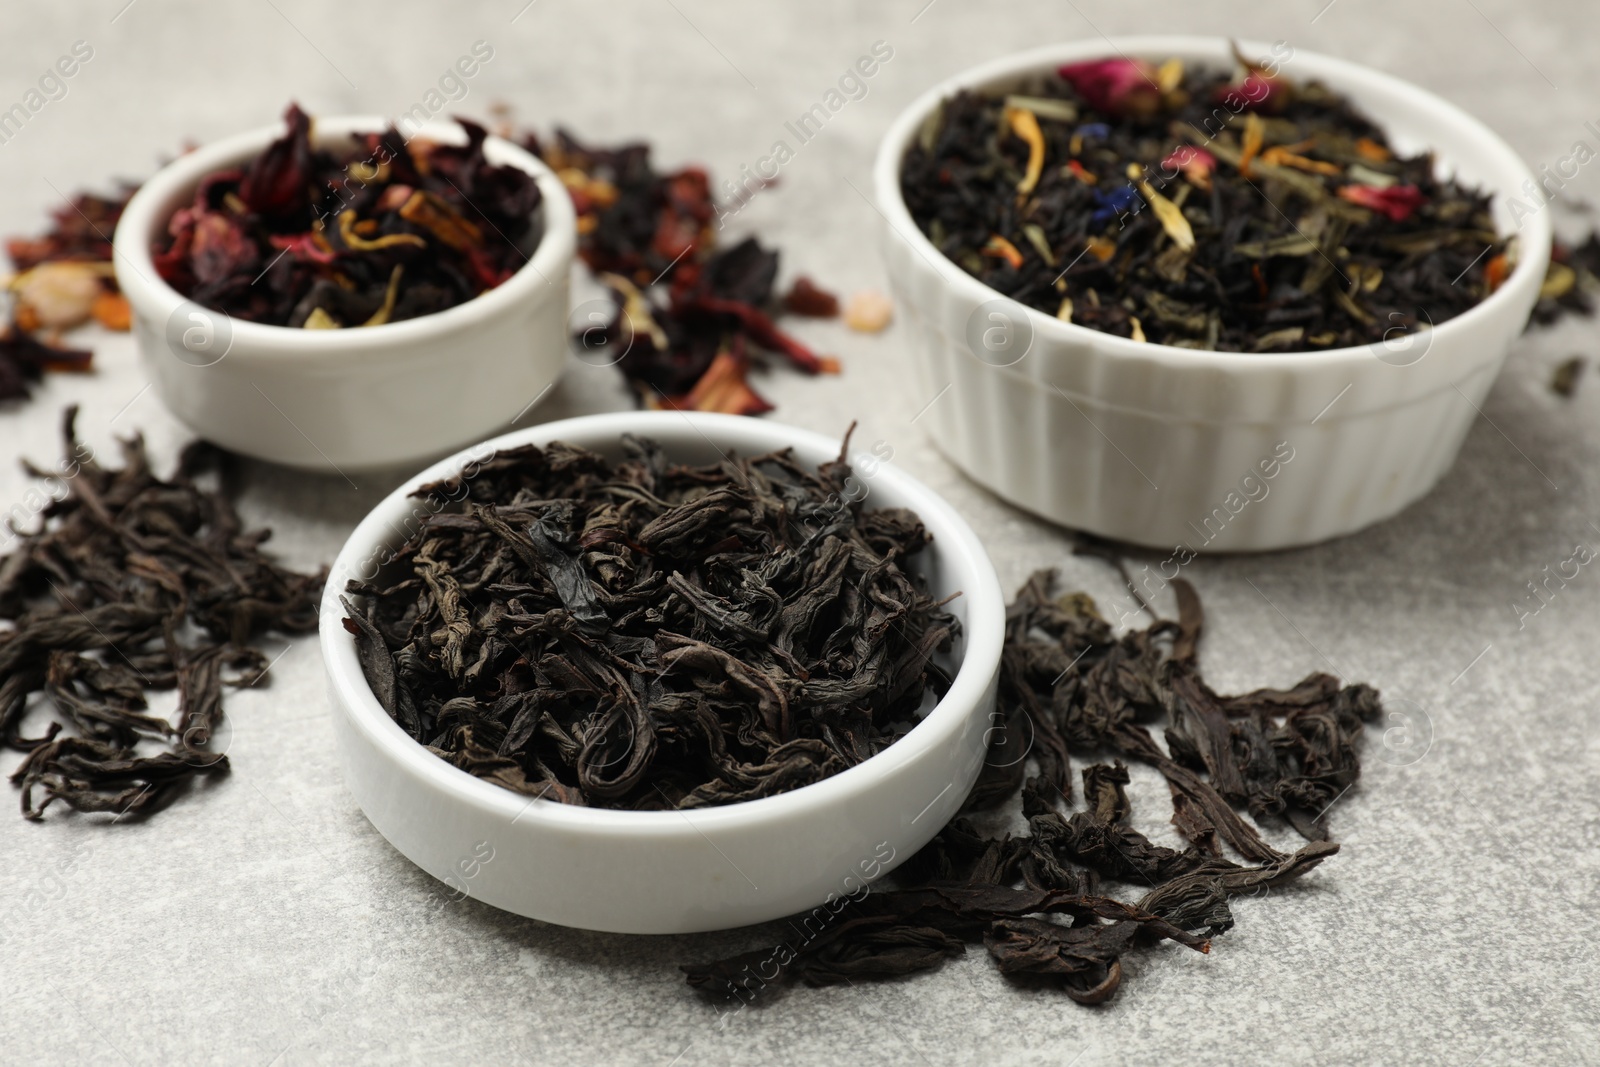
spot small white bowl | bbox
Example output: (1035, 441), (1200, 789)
(319, 412), (1004, 934)
(114, 116), (576, 473)
(875, 36), (1551, 551)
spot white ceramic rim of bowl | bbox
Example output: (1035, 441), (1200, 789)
(873, 34), (1553, 373)
(113, 114), (575, 360)
(319, 410), (1006, 836)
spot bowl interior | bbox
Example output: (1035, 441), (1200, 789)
(321, 412), (1004, 831)
(875, 35), (1551, 367)
(114, 114), (574, 348)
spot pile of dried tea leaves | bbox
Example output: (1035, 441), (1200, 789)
(0, 187), (133, 400)
(900, 50), (1512, 350)
(342, 432), (957, 809)
(3, 408), (324, 819)
(683, 567), (1379, 1006)
(525, 128), (841, 414)
(155, 104), (542, 328)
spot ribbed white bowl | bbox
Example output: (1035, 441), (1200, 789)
(876, 36), (1550, 551)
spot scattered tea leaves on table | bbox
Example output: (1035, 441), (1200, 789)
(343, 430), (957, 809)
(1532, 233), (1600, 325)
(3, 407), (325, 819)
(525, 128), (841, 415)
(900, 51), (1515, 350)
(0, 188), (134, 399)
(684, 567), (1382, 1006)
(0, 329), (92, 402)
(1551, 355), (1584, 397)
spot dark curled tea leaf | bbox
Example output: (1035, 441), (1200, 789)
(344, 431), (959, 810)
(2, 407), (325, 819)
(684, 568), (1385, 1006)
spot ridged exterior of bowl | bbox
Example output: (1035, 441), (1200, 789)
(320, 413), (1005, 934)
(114, 117), (576, 473)
(876, 37), (1551, 551)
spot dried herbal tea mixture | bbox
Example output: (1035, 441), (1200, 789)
(525, 129), (841, 414)
(3, 408), (324, 819)
(684, 567), (1379, 1006)
(0, 188), (133, 399)
(900, 50), (1515, 351)
(154, 104), (542, 328)
(342, 432), (957, 809)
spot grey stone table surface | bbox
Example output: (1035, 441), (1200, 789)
(1, 2), (1597, 1064)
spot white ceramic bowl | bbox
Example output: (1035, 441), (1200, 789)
(319, 412), (1004, 934)
(876, 36), (1551, 551)
(114, 116), (576, 473)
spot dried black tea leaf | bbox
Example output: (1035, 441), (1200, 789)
(343, 431), (959, 810)
(684, 567), (1383, 1007)
(3, 407), (324, 819)
(1551, 355), (1584, 397)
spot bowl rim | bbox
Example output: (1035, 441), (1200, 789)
(872, 34), (1553, 373)
(112, 113), (576, 358)
(318, 411), (1007, 835)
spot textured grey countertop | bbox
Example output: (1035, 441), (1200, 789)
(1, 2), (1597, 1064)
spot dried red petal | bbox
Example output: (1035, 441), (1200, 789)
(266, 231), (336, 265)
(1336, 183), (1427, 223)
(1161, 145), (1216, 186)
(782, 276), (839, 318)
(189, 212), (260, 287)
(688, 296), (836, 375)
(239, 103), (313, 218)
(674, 348), (774, 416)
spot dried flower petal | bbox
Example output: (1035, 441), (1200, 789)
(1336, 183), (1426, 222)
(1161, 146), (1216, 188)
(671, 345), (774, 416)
(982, 234), (1026, 270)
(1355, 137), (1392, 162)
(1135, 182), (1195, 253)
(1260, 147), (1342, 177)
(1484, 255), (1513, 295)
(1066, 160), (1098, 185)
(1239, 113), (1265, 177)
(1004, 106), (1047, 197)
(91, 291), (131, 331)
(239, 103), (313, 219)
(782, 276), (839, 317)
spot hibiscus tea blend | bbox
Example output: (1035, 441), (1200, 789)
(153, 104), (542, 328)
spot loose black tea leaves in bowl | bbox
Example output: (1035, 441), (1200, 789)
(683, 567), (1381, 1006)
(899, 51), (1513, 351)
(2, 407), (325, 820)
(153, 103), (542, 328)
(342, 431), (958, 809)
